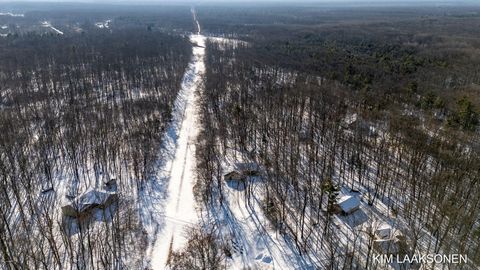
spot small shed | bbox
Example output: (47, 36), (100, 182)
(337, 195), (360, 215)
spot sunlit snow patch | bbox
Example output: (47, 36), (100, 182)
(0, 12), (24, 17)
(95, 19), (111, 29)
(41, 21), (64, 35)
(208, 36), (249, 50)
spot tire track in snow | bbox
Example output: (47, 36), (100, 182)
(174, 141), (190, 213)
(148, 9), (205, 269)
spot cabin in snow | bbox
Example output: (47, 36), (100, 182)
(62, 189), (118, 218)
(223, 162), (260, 181)
(337, 195), (360, 215)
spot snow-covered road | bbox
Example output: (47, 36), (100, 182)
(150, 34), (204, 268)
(147, 9), (205, 269)
(191, 8), (201, 35)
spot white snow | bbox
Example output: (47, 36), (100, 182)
(41, 21), (64, 35)
(0, 12), (24, 17)
(204, 152), (316, 269)
(219, 177), (305, 269)
(208, 36), (249, 50)
(95, 19), (111, 29)
(375, 222), (393, 239)
(191, 8), (201, 34)
(337, 195), (361, 214)
(149, 34), (204, 268)
(74, 189), (115, 208)
(142, 9), (206, 269)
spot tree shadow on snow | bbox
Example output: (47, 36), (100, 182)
(210, 183), (317, 270)
(247, 193), (318, 269)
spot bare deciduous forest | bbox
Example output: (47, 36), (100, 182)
(195, 3), (480, 269)
(0, 6), (192, 269)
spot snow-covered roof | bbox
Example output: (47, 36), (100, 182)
(337, 195), (360, 214)
(78, 189), (109, 205)
(64, 188), (117, 213)
(375, 223), (392, 239)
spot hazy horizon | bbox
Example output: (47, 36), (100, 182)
(1, 0), (479, 9)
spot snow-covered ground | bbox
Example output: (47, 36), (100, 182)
(191, 8), (201, 34)
(95, 19), (111, 29)
(141, 10), (292, 269)
(141, 9), (206, 269)
(149, 33), (204, 269)
(206, 152), (317, 270)
(41, 21), (64, 35)
(0, 12), (24, 17)
(208, 36), (249, 50)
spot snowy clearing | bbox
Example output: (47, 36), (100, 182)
(41, 21), (64, 35)
(140, 9), (206, 268)
(149, 33), (205, 269)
